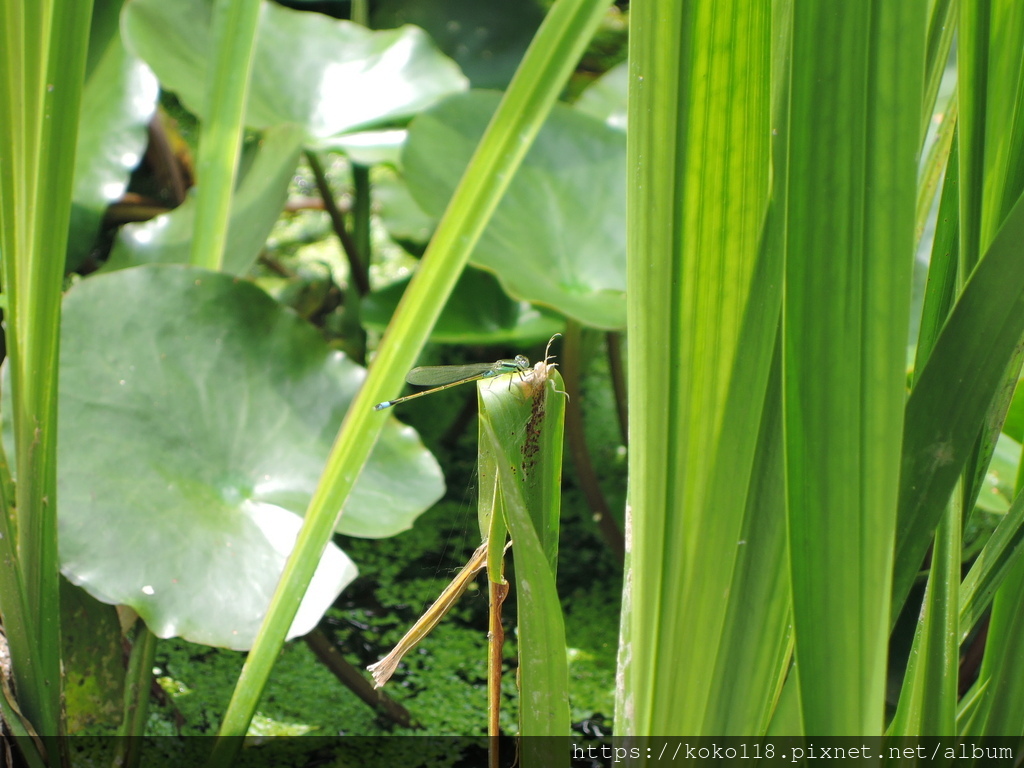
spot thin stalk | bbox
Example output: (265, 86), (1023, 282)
(345, 161), (372, 363)
(304, 150), (369, 296)
(922, 0), (956, 144)
(208, 3), (608, 761)
(350, 0), (369, 27)
(190, 0), (261, 270)
(114, 622), (159, 768)
(350, 163), (372, 284)
(562, 322), (624, 562)
(487, 576), (509, 743)
(605, 331), (628, 445)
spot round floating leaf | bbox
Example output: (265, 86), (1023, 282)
(373, 165), (436, 250)
(69, 1), (158, 271)
(106, 124), (305, 275)
(403, 91), (627, 329)
(364, 266), (564, 345)
(122, 0), (467, 141)
(34, 265), (444, 649)
(574, 59), (628, 130)
(371, 0), (544, 89)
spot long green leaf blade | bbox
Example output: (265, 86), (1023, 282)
(785, 1), (924, 735)
(208, 0), (609, 757)
(895, 190), (1024, 618)
(618, 0), (776, 736)
(479, 359), (568, 753)
(190, 0), (262, 270)
(0, 0), (94, 748)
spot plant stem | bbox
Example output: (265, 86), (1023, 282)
(114, 622), (159, 768)
(304, 629), (414, 728)
(305, 150), (370, 296)
(562, 322), (625, 563)
(604, 332), (628, 444)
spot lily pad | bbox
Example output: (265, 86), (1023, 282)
(105, 123), (305, 275)
(574, 59), (628, 131)
(364, 266), (564, 344)
(68, 0), (159, 271)
(371, 0), (544, 90)
(122, 0), (467, 142)
(15, 265), (444, 650)
(403, 91), (627, 329)
(373, 165), (436, 251)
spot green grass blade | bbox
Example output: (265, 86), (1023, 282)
(190, 0), (262, 270)
(784, 2), (924, 734)
(704, 338), (793, 734)
(963, 561), (1024, 736)
(916, 95), (957, 249)
(959, 485), (1024, 640)
(0, 0), (94, 745)
(618, 0), (776, 736)
(957, 0), (989, 272)
(922, 0), (956, 139)
(207, 0), (608, 757)
(888, 497), (960, 736)
(914, 134), (960, 381)
(895, 191), (1024, 620)
(957, 1), (1024, 524)
(479, 361), (568, 752)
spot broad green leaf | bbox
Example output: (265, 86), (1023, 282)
(364, 267), (564, 345)
(69, 0), (158, 272)
(106, 124), (305, 275)
(122, 0), (468, 142)
(404, 90), (626, 329)
(372, 0), (545, 90)
(784, 2), (922, 735)
(373, 164), (435, 250)
(321, 129), (407, 167)
(574, 59), (628, 130)
(618, 0), (777, 738)
(953, 1), (1024, 569)
(704, 342), (792, 734)
(895, 192), (1024, 620)
(211, 0), (609, 748)
(4, 265), (444, 650)
(479, 359), (569, 748)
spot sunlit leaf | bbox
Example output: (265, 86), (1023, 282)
(364, 267), (564, 345)
(404, 90), (626, 329)
(372, 0), (544, 89)
(69, 1), (158, 271)
(106, 124), (305, 275)
(122, 0), (468, 141)
(4, 265), (444, 650)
